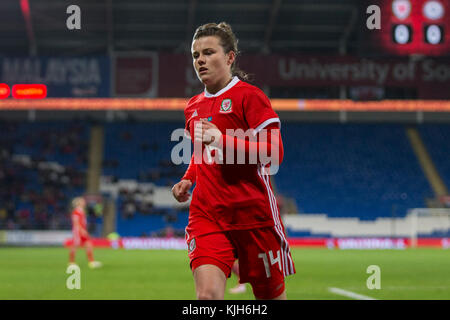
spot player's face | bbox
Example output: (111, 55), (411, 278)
(191, 36), (234, 92)
(77, 198), (86, 208)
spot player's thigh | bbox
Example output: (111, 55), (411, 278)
(83, 238), (92, 246)
(193, 264), (227, 299)
(187, 232), (236, 297)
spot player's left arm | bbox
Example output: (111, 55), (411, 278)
(240, 87), (284, 166)
(196, 87), (284, 166)
(198, 121), (283, 165)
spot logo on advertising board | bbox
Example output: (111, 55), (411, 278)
(0, 56), (110, 97)
(114, 53), (159, 97)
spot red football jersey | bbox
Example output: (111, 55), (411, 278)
(184, 77), (283, 238)
(71, 207), (87, 234)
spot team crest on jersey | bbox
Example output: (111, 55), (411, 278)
(220, 99), (232, 113)
(188, 238), (196, 253)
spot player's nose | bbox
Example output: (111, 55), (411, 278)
(197, 54), (206, 65)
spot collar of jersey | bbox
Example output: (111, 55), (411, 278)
(204, 76), (240, 98)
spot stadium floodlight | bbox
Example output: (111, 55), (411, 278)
(409, 208), (450, 248)
(424, 24), (444, 44)
(393, 24), (412, 44)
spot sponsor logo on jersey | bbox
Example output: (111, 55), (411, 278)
(220, 99), (232, 113)
(188, 238), (196, 253)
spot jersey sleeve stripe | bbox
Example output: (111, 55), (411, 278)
(252, 118), (281, 136)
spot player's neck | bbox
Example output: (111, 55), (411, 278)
(206, 76), (233, 95)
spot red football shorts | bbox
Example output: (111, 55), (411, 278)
(186, 226), (296, 299)
(73, 233), (89, 247)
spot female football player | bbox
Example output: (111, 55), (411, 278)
(172, 22), (295, 300)
(69, 197), (102, 269)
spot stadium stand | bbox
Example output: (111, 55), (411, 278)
(1, 121), (449, 238)
(276, 123), (435, 220)
(419, 124), (450, 188)
(102, 122), (187, 185)
(99, 122), (448, 237)
(0, 121), (92, 231)
(100, 122), (189, 236)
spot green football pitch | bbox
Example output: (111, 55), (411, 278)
(0, 247), (449, 300)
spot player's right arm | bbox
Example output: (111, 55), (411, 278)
(173, 101), (199, 203)
(172, 154), (195, 202)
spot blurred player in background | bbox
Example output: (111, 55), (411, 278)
(69, 197), (102, 269)
(172, 22), (295, 300)
(229, 260), (246, 294)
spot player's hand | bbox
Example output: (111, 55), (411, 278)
(172, 179), (193, 202)
(194, 119), (222, 147)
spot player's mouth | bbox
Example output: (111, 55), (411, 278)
(199, 67), (208, 74)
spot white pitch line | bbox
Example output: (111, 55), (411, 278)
(328, 287), (378, 300)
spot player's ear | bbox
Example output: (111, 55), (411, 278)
(227, 51), (235, 66)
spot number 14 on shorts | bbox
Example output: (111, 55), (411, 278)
(258, 250), (282, 278)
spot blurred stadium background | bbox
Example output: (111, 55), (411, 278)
(0, 0), (450, 299)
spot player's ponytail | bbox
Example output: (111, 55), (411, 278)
(192, 22), (253, 82)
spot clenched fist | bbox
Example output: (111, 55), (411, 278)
(194, 119), (222, 147)
(172, 179), (193, 202)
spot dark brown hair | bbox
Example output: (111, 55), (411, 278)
(192, 22), (251, 82)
